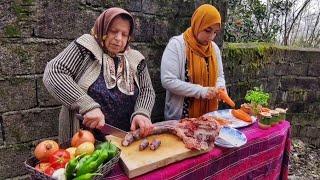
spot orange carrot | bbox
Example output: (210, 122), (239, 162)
(231, 109), (252, 122)
(217, 89), (235, 107)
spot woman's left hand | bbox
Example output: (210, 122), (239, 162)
(131, 115), (154, 137)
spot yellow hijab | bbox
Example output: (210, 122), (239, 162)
(183, 4), (221, 118)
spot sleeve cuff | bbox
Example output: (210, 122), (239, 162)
(71, 95), (101, 115)
(130, 109), (151, 123)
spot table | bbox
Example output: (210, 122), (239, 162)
(105, 121), (291, 180)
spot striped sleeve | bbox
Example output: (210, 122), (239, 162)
(43, 41), (100, 114)
(131, 60), (156, 122)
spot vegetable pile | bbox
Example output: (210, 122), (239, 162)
(33, 130), (118, 180)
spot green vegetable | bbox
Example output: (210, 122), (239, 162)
(76, 147), (109, 177)
(66, 154), (85, 180)
(245, 87), (270, 114)
(106, 143), (118, 160)
(76, 150), (101, 177)
(245, 87), (269, 105)
(96, 141), (110, 150)
(72, 173), (102, 180)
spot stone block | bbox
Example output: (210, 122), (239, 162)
(283, 49), (304, 63)
(0, 39), (70, 76)
(142, 0), (176, 15)
(0, 143), (33, 178)
(132, 15), (154, 42)
(274, 63), (290, 76)
(279, 76), (296, 90)
(0, 0), (36, 38)
(304, 50), (320, 64)
(289, 63), (308, 76)
(2, 107), (60, 144)
(291, 125), (301, 137)
(36, 77), (61, 107)
(82, 0), (142, 12)
(305, 126), (319, 138)
(131, 42), (164, 92)
(0, 40), (34, 76)
(34, 1), (99, 40)
(295, 77), (319, 90)
(288, 103), (306, 113)
(308, 64), (320, 77)
(0, 78), (37, 113)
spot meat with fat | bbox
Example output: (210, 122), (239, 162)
(121, 115), (221, 150)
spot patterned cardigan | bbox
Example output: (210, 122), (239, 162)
(43, 34), (155, 143)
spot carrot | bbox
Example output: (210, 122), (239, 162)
(231, 109), (252, 122)
(261, 107), (271, 112)
(217, 89), (235, 107)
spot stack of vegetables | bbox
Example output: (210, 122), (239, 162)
(239, 87), (287, 129)
(32, 130), (119, 180)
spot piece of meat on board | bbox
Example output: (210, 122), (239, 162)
(122, 115), (221, 150)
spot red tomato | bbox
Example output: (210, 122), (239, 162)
(35, 162), (51, 172)
(48, 149), (71, 169)
(44, 166), (55, 176)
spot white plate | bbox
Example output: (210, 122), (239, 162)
(205, 109), (256, 128)
(214, 126), (247, 148)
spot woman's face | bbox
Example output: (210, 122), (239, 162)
(196, 23), (220, 45)
(104, 16), (130, 54)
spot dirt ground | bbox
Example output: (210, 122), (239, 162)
(288, 138), (320, 180)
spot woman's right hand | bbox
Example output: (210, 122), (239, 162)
(203, 87), (218, 99)
(83, 108), (105, 129)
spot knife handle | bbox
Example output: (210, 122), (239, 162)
(75, 114), (106, 142)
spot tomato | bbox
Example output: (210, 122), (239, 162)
(35, 162), (51, 172)
(44, 166), (55, 176)
(49, 149), (71, 169)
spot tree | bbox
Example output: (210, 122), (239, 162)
(225, 0), (319, 48)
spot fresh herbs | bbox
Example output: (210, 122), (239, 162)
(245, 87), (270, 106)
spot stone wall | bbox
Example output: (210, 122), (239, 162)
(0, 0), (227, 178)
(1, 0), (319, 179)
(222, 43), (320, 147)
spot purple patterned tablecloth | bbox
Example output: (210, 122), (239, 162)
(105, 121), (291, 180)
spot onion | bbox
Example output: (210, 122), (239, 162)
(71, 130), (95, 147)
(34, 140), (59, 162)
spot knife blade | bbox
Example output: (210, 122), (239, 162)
(75, 114), (127, 138)
(99, 124), (127, 138)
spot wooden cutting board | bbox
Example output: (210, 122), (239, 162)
(106, 134), (209, 178)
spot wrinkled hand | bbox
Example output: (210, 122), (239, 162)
(203, 87), (218, 99)
(83, 108), (105, 129)
(131, 115), (154, 137)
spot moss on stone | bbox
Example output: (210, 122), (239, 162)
(22, 0), (34, 5)
(13, 47), (30, 63)
(4, 25), (21, 37)
(225, 43), (275, 71)
(9, 78), (27, 86)
(12, 4), (31, 19)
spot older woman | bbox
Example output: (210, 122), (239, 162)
(43, 7), (155, 143)
(161, 4), (228, 120)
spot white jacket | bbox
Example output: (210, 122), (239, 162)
(161, 34), (226, 120)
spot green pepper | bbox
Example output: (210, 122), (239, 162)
(95, 148), (109, 167)
(66, 155), (85, 180)
(76, 150), (102, 177)
(107, 143), (118, 160)
(72, 173), (102, 180)
(96, 141), (110, 150)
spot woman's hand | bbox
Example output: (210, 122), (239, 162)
(83, 108), (105, 129)
(203, 87), (218, 99)
(131, 115), (154, 137)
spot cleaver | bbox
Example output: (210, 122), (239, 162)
(75, 114), (127, 138)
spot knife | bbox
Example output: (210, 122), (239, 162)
(75, 114), (127, 138)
